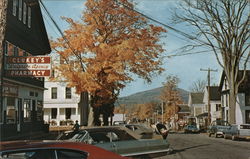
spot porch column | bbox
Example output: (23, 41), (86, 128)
(57, 108), (60, 126)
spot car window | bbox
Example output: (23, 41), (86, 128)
(107, 132), (120, 141)
(89, 132), (111, 143)
(57, 131), (76, 140)
(71, 131), (87, 141)
(1, 149), (55, 159)
(56, 149), (87, 159)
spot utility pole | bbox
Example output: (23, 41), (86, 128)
(200, 68), (217, 126)
(161, 102), (164, 123)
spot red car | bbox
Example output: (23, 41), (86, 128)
(0, 140), (129, 159)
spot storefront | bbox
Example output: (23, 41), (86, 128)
(0, 79), (47, 141)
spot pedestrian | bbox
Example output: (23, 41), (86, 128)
(73, 120), (80, 132)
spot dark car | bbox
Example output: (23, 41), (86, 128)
(124, 124), (154, 139)
(0, 140), (128, 159)
(57, 126), (171, 157)
(184, 125), (199, 133)
(224, 124), (250, 141)
(208, 120), (231, 138)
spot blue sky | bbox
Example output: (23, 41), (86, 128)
(41, 0), (223, 97)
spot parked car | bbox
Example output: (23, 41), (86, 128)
(184, 125), (199, 133)
(123, 124), (154, 139)
(113, 121), (126, 126)
(0, 140), (127, 159)
(208, 120), (231, 138)
(224, 124), (250, 141)
(57, 126), (171, 157)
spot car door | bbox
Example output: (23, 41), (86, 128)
(114, 138), (169, 156)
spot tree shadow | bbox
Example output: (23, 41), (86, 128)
(171, 144), (210, 154)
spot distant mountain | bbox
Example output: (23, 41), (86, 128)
(116, 87), (189, 107)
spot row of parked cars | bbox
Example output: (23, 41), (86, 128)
(208, 120), (250, 141)
(0, 124), (171, 159)
(182, 120), (250, 141)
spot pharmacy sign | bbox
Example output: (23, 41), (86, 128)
(5, 56), (51, 77)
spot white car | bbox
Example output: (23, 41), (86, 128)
(224, 124), (250, 141)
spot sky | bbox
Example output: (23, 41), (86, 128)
(41, 0), (223, 97)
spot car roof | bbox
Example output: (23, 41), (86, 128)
(0, 141), (127, 159)
(79, 126), (141, 139)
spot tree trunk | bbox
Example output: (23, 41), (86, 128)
(227, 71), (238, 124)
(93, 107), (101, 126)
(229, 90), (237, 124)
(79, 92), (89, 126)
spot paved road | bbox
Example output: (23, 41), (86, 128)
(152, 132), (250, 159)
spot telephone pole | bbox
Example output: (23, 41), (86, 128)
(200, 68), (217, 126)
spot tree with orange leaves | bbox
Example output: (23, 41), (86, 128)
(51, 0), (166, 126)
(160, 75), (183, 121)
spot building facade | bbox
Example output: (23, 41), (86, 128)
(203, 86), (221, 122)
(219, 71), (250, 124)
(0, 0), (51, 141)
(43, 78), (81, 126)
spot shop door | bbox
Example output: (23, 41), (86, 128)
(17, 98), (22, 132)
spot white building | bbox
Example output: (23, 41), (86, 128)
(188, 92), (205, 129)
(219, 71), (250, 124)
(43, 79), (81, 126)
(203, 86), (221, 122)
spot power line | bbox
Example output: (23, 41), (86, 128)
(115, 0), (210, 47)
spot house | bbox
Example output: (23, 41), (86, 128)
(219, 70), (250, 124)
(176, 104), (190, 129)
(188, 93), (204, 117)
(203, 86), (221, 122)
(1, 0), (51, 140)
(43, 78), (81, 126)
(188, 92), (207, 129)
(43, 58), (81, 126)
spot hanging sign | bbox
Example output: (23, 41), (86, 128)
(5, 56), (51, 77)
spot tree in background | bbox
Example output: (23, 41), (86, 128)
(173, 0), (249, 124)
(189, 79), (207, 93)
(51, 0), (166, 125)
(160, 75), (183, 122)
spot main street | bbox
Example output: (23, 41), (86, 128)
(153, 133), (250, 159)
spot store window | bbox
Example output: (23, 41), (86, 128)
(3, 41), (8, 55)
(6, 97), (16, 123)
(23, 99), (31, 121)
(18, 0), (23, 21)
(14, 46), (19, 56)
(65, 87), (71, 99)
(245, 92), (250, 106)
(13, 0), (18, 16)
(37, 101), (43, 121)
(246, 110), (250, 124)
(23, 2), (27, 24)
(51, 87), (57, 99)
(51, 108), (57, 119)
(27, 6), (31, 28)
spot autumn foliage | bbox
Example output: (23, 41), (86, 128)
(51, 0), (166, 125)
(160, 75), (183, 121)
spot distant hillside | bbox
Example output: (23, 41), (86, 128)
(116, 87), (189, 107)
